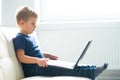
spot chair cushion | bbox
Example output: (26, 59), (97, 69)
(0, 27), (24, 80)
(21, 76), (91, 80)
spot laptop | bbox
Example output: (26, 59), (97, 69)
(47, 40), (93, 69)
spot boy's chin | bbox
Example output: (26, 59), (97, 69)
(29, 31), (34, 34)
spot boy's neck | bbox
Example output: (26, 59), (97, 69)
(20, 30), (28, 35)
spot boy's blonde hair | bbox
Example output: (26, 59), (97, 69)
(16, 6), (37, 24)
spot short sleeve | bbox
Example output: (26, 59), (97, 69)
(13, 37), (26, 53)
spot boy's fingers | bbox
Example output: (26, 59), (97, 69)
(45, 64), (48, 67)
(37, 58), (49, 67)
(43, 59), (48, 67)
(51, 55), (59, 60)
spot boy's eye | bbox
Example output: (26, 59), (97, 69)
(32, 23), (34, 25)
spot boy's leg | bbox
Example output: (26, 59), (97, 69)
(27, 65), (75, 77)
(26, 64), (96, 79)
(25, 63), (108, 80)
(74, 63), (108, 79)
(74, 65), (96, 79)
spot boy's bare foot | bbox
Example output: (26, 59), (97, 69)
(94, 63), (108, 77)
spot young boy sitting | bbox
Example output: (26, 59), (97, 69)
(13, 6), (108, 80)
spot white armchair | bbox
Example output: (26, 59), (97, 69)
(0, 26), (91, 80)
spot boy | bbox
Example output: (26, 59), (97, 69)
(13, 7), (108, 80)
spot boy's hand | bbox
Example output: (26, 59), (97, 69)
(36, 58), (49, 67)
(44, 53), (59, 60)
(49, 54), (59, 60)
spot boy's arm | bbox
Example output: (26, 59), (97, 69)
(43, 53), (59, 60)
(16, 49), (49, 67)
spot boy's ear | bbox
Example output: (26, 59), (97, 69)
(19, 20), (25, 25)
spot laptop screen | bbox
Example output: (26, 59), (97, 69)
(73, 40), (93, 69)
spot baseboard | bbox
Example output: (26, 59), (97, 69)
(97, 77), (120, 80)
(96, 69), (120, 80)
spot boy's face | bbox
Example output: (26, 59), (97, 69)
(19, 17), (37, 34)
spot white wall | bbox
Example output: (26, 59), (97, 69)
(0, 0), (2, 25)
(36, 0), (120, 22)
(1, 0), (34, 27)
